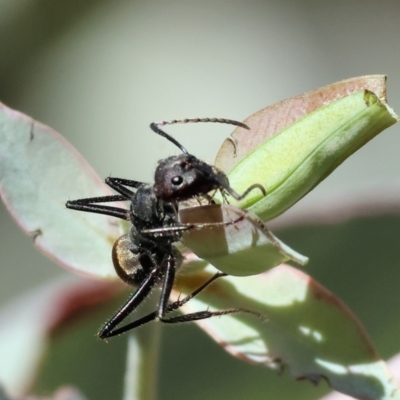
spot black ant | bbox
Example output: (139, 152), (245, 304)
(66, 118), (265, 339)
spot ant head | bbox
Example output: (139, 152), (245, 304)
(154, 153), (230, 202)
(150, 118), (251, 202)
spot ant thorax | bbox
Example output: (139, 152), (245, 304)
(130, 184), (181, 244)
(129, 184), (165, 227)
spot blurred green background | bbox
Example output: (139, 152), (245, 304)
(1, 1), (400, 399)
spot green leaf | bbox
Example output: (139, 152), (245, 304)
(180, 204), (308, 276)
(175, 265), (400, 400)
(0, 102), (123, 279)
(215, 79), (397, 221)
(0, 276), (122, 397)
(216, 75), (388, 174)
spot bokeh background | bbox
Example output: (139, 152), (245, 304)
(1, 1), (400, 399)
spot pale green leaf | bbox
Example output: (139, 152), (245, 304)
(0, 277), (116, 396)
(215, 80), (397, 221)
(175, 265), (400, 400)
(180, 204), (308, 276)
(216, 75), (388, 174)
(0, 103), (123, 279)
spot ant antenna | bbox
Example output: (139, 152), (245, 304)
(150, 122), (189, 154)
(150, 118), (249, 155)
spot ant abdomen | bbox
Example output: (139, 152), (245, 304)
(112, 234), (144, 285)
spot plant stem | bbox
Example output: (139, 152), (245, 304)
(123, 298), (161, 400)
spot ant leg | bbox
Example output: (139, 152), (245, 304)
(160, 307), (262, 324)
(165, 272), (227, 311)
(102, 272), (228, 335)
(225, 183), (266, 201)
(69, 195), (127, 203)
(158, 261), (262, 326)
(105, 177), (143, 199)
(157, 254), (176, 317)
(106, 177), (144, 189)
(67, 177), (143, 219)
(239, 210), (306, 263)
(98, 264), (160, 339)
(66, 195), (130, 220)
(200, 192), (216, 205)
(141, 213), (246, 237)
(99, 251), (177, 339)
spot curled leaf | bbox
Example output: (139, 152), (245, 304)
(216, 75), (387, 173)
(215, 77), (397, 221)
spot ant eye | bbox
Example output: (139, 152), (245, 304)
(171, 176), (183, 186)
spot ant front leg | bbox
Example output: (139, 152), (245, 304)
(141, 213), (247, 237)
(224, 182), (266, 201)
(66, 177), (145, 220)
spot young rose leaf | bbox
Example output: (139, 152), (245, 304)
(180, 204), (308, 276)
(174, 265), (400, 400)
(0, 103), (123, 279)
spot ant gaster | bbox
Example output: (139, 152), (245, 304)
(66, 118), (265, 339)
